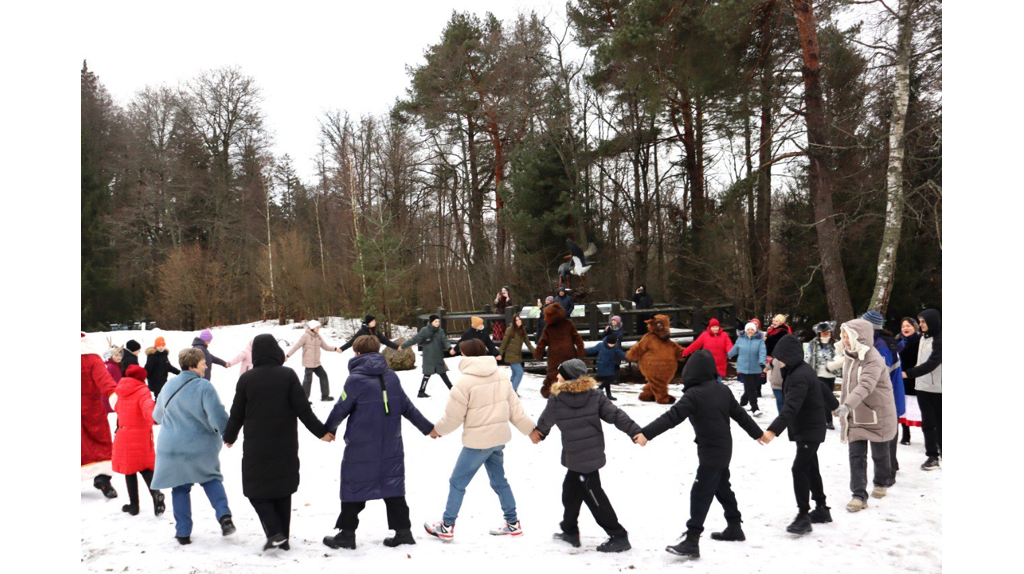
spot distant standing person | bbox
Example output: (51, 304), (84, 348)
(536, 296), (555, 340)
(493, 286), (512, 341)
(498, 315), (535, 394)
(191, 329), (233, 383)
(144, 336), (181, 398)
(804, 322), (841, 430)
(764, 314), (793, 413)
(632, 284), (654, 335)
(286, 320), (341, 402)
(120, 339), (142, 375)
(902, 309), (941, 471)
(400, 315), (454, 398)
(728, 322), (767, 417)
(223, 334), (334, 552)
(340, 315), (400, 352)
(554, 287), (575, 318)
(896, 317), (922, 445)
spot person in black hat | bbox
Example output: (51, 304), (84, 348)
(340, 315), (400, 352)
(120, 339), (143, 375)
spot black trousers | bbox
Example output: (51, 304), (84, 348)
(595, 374), (617, 398)
(336, 497), (411, 531)
(686, 465), (742, 534)
(917, 390), (942, 458)
(818, 377), (836, 424)
(738, 373), (761, 412)
(420, 372), (453, 392)
(250, 495), (292, 538)
(560, 469), (626, 537)
(303, 366), (330, 399)
(125, 469), (155, 506)
(792, 441), (827, 513)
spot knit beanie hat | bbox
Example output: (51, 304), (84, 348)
(154, 336), (166, 348)
(471, 316), (484, 329)
(749, 318), (762, 331)
(745, 322), (758, 333)
(558, 358), (588, 381)
(199, 329), (213, 342)
(604, 334), (618, 345)
(610, 315), (622, 327)
(125, 339), (141, 353)
(861, 311), (884, 330)
(308, 320), (321, 330)
(545, 296), (554, 303)
(363, 315), (376, 325)
(125, 364), (148, 381)
(428, 314), (440, 323)
(773, 314), (787, 324)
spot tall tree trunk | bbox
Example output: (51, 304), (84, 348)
(265, 181), (276, 319)
(791, 0), (855, 322)
(678, 97), (705, 246)
(753, 1), (776, 317)
(868, 0), (915, 314)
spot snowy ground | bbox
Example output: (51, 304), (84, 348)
(82, 320), (942, 572)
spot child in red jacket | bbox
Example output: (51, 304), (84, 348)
(683, 318), (734, 382)
(112, 365), (165, 516)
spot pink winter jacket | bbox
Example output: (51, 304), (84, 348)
(287, 328), (337, 368)
(230, 339), (254, 374)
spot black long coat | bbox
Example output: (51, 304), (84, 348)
(766, 335), (839, 443)
(340, 323), (400, 351)
(642, 350), (763, 468)
(143, 348), (180, 397)
(222, 334), (329, 499)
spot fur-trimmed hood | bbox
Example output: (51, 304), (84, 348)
(550, 376), (599, 409)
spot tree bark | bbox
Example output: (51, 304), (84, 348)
(790, 0), (854, 322)
(753, 0), (776, 317)
(868, 0), (915, 314)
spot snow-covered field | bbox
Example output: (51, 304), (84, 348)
(81, 320), (942, 572)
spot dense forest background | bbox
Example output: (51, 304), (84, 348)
(81, 0), (941, 333)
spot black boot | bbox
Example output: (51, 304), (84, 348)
(219, 515), (236, 536)
(418, 378), (430, 398)
(553, 531), (581, 548)
(94, 475), (118, 499)
(666, 530), (700, 558)
(809, 505), (832, 524)
(263, 533), (287, 551)
(323, 530), (356, 550)
(176, 536), (191, 545)
(597, 533), (631, 553)
(279, 541), (290, 551)
(121, 502), (139, 516)
(901, 424), (911, 445)
(786, 513), (813, 535)
(710, 522), (745, 541)
(152, 491), (165, 516)
(383, 529), (416, 547)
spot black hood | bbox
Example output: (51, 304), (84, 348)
(252, 334), (285, 368)
(772, 334), (805, 368)
(682, 350), (719, 389)
(918, 308), (941, 337)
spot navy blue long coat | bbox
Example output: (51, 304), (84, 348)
(324, 352), (433, 502)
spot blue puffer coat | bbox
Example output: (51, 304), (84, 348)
(727, 332), (767, 375)
(585, 343), (627, 377)
(324, 352), (433, 502)
(873, 333), (906, 418)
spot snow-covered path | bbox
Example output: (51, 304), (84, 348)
(82, 321), (941, 572)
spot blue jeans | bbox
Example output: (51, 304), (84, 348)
(171, 480), (231, 537)
(773, 389), (784, 413)
(443, 445), (517, 525)
(509, 363), (524, 392)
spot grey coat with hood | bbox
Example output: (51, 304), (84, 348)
(838, 319), (897, 443)
(535, 376), (642, 473)
(905, 308), (941, 393)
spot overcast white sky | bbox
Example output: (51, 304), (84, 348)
(84, 0), (569, 181)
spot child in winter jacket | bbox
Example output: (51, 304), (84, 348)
(144, 337), (181, 398)
(683, 318), (734, 381)
(532, 358), (641, 553)
(634, 350), (763, 559)
(585, 335), (627, 400)
(728, 323), (767, 416)
(112, 365), (165, 517)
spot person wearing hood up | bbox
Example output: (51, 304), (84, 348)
(223, 334), (335, 552)
(804, 322), (841, 430)
(632, 284), (654, 335)
(286, 320), (341, 402)
(112, 365), (164, 517)
(320, 335), (434, 550)
(424, 339), (535, 543)
(531, 359), (641, 553)
(145, 337), (181, 398)
(759, 334), (840, 536)
(586, 334), (627, 400)
(902, 309), (941, 470)
(634, 350), (764, 559)
(728, 322), (767, 417)
(683, 318), (734, 382)
(340, 315), (400, 352)
(861, 311), (907, 487)
(832, 319), (897, 513)
(553, 287), (576, 318)
(400, 315), (454, 398)
(191, 329), (235, 383)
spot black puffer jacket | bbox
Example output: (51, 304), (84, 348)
(340, 324), (400, 352)
(453, 327), (499, 356)
(767, 335), (839, 442)
(222, 334), (330, 499)
(642, 350), (763, 468)
(535, 376), (641, 473)
(143, 348), (180, 397)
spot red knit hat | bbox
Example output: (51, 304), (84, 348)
(126, 365), (148, 381)
(154, 336), (166, 348)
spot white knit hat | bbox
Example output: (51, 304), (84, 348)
(308, 320), (322, 330)
(744, 322), (758, 332)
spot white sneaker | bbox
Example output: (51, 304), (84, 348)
(751, 410), (763, 418)
(489, 520), (523, 536)
(424, 520), (455, 541)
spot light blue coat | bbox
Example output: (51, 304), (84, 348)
(727, 333), (767, 375)
(151, 370), (230, 489)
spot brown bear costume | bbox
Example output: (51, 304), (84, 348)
(625, 314), (684, 404)
(533, 303), (585, 398)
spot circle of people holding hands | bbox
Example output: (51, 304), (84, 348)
(80, 294), (941, 560)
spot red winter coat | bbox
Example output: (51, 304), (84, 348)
(112, 368), (157, 475)
(683, 318), (735, 378)
(82, 353), (118, 468)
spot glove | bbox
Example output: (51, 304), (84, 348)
(834, 404), (851, 418)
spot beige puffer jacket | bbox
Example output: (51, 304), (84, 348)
(287, 328), (337, 368)
(434, 356), (535, 449)
(838, 319), (897, 443)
